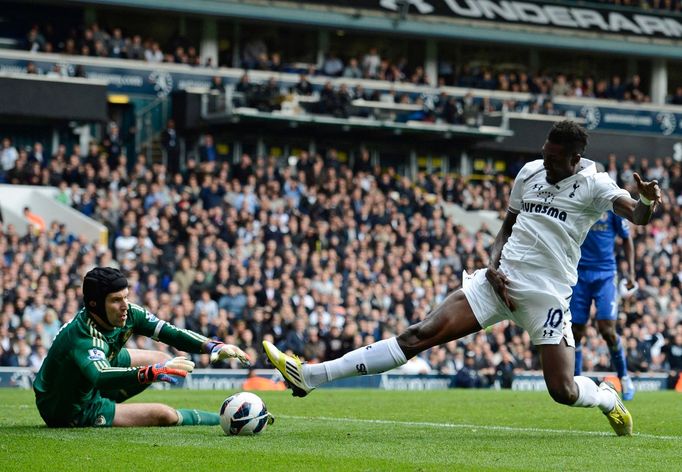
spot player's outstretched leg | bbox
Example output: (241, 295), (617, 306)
(264, 289), (481, 397)
(263, 336), (407, 397)
(262, 341), (316, 397)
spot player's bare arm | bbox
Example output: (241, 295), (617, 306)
(485, 210), (517, 311)
(612, 172), (662, 225)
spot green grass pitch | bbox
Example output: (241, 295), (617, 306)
(1, 388), (680, 471)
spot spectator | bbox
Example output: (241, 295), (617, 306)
(626, 337), (649, 373)
(219, 284), (247, 318)
(114, 225), (137, 260)
(235, 72), (254, 106)
(128, 35), (145, 60)
(322, 52), (344, 77)
(608, 74), (625, 100)
(362, 47), (381, 78)
(625, 74), (645, 102)
(103, 122), (123, 169)
(194, 289), (219, 321)
(108, 27), (127, 58)
(242, 38), (268, 69)
(269, 52), (282, 72)
(1, 137), (19, 180)
(342, 58), (363, 79)
(199, 134), (218, 163)
(455, 351), (484, 387)
(145, 41), (164, 63)
(23, 206), (46, 234)
(210, 75), (224, 91)
(284, 318), (307, 356)
(551, 73), (572, 97)
(670, 86), (682, 105)
(26, 25), (46, 52)
(160, 119), (181, 174)
(496, 349), (517, 388)
(294, 74), (313, 96)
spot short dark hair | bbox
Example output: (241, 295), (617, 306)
(547, 120), (588, 157)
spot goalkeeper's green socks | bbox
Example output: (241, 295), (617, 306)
(176, 409), (220, 426)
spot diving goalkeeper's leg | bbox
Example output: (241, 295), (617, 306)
(112, 403), (220, 426)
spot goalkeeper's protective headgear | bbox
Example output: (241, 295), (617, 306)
(83, 267), (128, 318)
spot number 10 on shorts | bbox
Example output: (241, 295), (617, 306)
(542, 308), (563, 337)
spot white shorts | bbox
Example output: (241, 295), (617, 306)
(461, 263), (574, 347)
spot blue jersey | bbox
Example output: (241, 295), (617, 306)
(577, 211), (630, 272)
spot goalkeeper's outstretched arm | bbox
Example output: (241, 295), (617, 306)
(132, 306), (250, 366)
(75, 349), (194, 389)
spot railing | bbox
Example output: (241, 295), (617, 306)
(3, 49), (682, 138)
(134, 95), (170, 163)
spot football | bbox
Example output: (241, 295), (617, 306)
(219, 392), (273, 436)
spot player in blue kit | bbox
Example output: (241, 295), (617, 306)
(570, 210), (636, 400)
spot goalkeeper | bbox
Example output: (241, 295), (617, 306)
(34, 267), (250, 428)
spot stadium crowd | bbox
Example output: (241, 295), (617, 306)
(25, 22), (209, 67)
(0, 136), (681, 389)
(20, 19), (682, 106)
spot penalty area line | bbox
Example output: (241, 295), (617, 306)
(279, 415), (680, 441)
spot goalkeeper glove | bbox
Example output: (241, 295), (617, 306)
(205, 341), (251, 367)
(137, 356), (195, 384)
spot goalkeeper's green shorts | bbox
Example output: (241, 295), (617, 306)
(75, 394), (116, 427)
(37, 389), (116, 428)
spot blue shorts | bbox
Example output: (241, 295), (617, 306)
(570, 270), (617, 325)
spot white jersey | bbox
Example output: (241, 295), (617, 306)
(502, 158), (629, 288)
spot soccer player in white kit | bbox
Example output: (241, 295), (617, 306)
(264, 121), (662, 436)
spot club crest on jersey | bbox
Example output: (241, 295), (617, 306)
(569, 182), (581, 198)
(88, 348), (106, 361)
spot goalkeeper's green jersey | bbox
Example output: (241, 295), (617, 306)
(34, 303), (209, 423)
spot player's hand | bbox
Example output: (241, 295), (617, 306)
(625, 273), (636, 290)
(618, 278), (638, 298)
(633, 172), (662, 207)
(137, 356), (195, 384)
(485, 267), (516, 311)
(207, 341), (251, 367)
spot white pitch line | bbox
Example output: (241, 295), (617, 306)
(279, 415), (681, 441)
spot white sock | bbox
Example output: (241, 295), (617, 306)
(572, 376), (616, 413)
(303, 337), (407, 388)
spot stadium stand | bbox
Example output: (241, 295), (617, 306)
(1, 0), (681, 392)
(0, 135), (680, 389)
